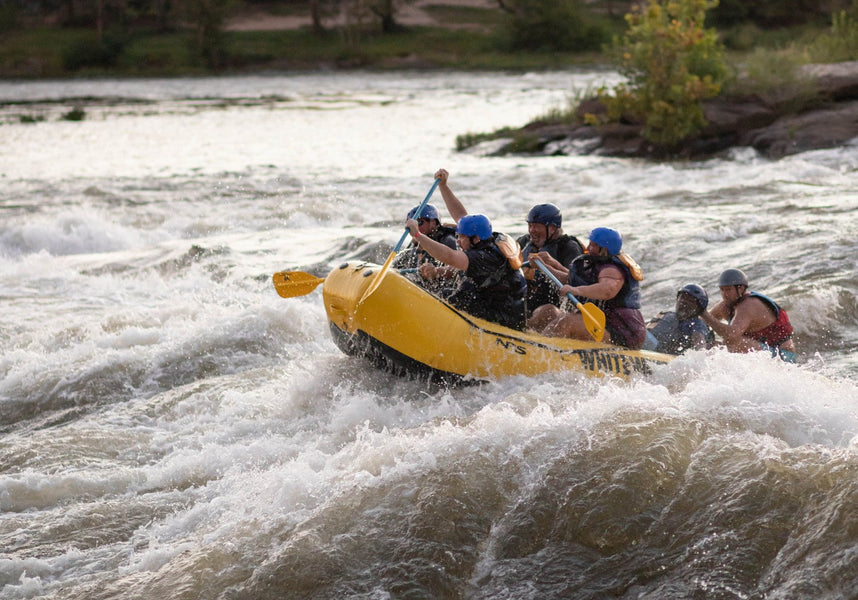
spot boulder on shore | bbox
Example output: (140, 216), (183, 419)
(491, 61), (858, 160)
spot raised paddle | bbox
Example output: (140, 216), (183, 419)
(272, 267), (417, 297)
(358, 178), (440, 305)
(532, 257), (606, 343)
(272, 270), (326, 298)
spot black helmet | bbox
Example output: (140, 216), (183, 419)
(408, 204), (439, 221)
(677, 283), (709, 311)
(718, 268), (749, 287)
(527, 204), (562, 228)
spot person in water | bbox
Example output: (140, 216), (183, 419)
(404, 168), (527, 330)
(529, 226), (647, 349)
(392, 203), (457, 270)
(644, 283), (715, 355)
(701, 268), (797, 362)
(517, 203), (584, 317)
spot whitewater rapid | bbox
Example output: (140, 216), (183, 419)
(1, 71), (857, 599)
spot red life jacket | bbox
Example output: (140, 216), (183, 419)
(735, 292), (794, 347)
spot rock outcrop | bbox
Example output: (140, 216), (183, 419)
(494, 61), (858, 160)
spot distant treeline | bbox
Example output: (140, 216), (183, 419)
(4, 0), (852, 36)
(1, 0), (855, 75)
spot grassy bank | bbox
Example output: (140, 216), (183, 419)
(0, 21), (612, 80)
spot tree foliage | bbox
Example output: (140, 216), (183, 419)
(809, 0), (858, 61)
(173, 0), (234, 66)
(708, 0), (842, 27)
(496, 0), (609, 52)
(595, 0), (727, 147)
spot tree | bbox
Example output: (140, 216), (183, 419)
(176, 0), (234, 67)
(595, 0), (727, 147)
(708, 0), (844, 27)
(309, 0), (339, 35)
(369, 0), (400, 33)
(496, 0), (609, 52)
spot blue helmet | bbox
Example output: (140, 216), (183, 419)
(588, 227), (622, 255)
(677, 283), (709, 311)
(527, 203), (562, 227)
(407, 204), (439, 221)
(457, 214), (493, 240)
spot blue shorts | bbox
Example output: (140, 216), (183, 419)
(760, 342), (796, 363)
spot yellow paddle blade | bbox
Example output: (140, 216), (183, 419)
(358, 250), (395, 305)
(272, 271), (325, 298)
(578, 302), (606, 343)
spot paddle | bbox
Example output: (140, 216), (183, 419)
(272, 270), (325, 298)
(271, 266), (432, 298)
(358, 178), (440, 305)
(532, 257), (606, 342)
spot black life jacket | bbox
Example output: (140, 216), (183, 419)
(519, 233), (584, 310)
(476, 233), (527, 301)
(568, 254), (641, 310)
(520, 233), (584, 265)
(447, 233), (527, 330)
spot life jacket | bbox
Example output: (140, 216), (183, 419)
(475, 234), (527, 300)
(450, 232), (527, 330)
(646, 311), (716, 355)
(431, 223), (458, 246)
(494, 232), (523, 270)
(733, 291), (794, 347)
(519, 233), (584, 311)
(617, 251), (644, 282)
(568, 254), (641, 310)
(520, 233), (585, 266)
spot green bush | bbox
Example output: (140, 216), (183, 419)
(180, 0), (235, 67)
(808, 0), (858, 62)
(62, 107), (86, 121)
(708, 0), (832, 28)
(705, 0), (747, 26)
(0, 2), (18, 33)
(595, 0), (727, 147)
(61, 29), (128, 70)
(500, 0), (610, 53)
(720, 22), (762, 51)
(725, 47), (806, 95)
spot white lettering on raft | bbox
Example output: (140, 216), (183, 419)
(494, 337), (659, 375)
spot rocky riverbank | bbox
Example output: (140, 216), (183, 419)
(490, 61), (858, 160)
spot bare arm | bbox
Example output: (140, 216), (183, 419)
(561, 265), (623, 301)
(434, 168), (468, 222)
(407, 218), (468, 271)
(701, 301), (761, 352)
(701, 309), (727, 338)
(708, 299), (731, 322)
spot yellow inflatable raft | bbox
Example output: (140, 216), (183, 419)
(322, 261), (673, 384)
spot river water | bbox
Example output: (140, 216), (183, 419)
(1, 71), (857, 599)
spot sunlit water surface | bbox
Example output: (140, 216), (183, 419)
(1, 71), (857, 599)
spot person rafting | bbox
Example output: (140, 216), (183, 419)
(701, 268), (797, 362)
(404, 168), (527, 330)
(528, 226), (647, 349)
(517, 203), (584, 317)
(392, 203), (457, 270)
(643, 283), (716, 354)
